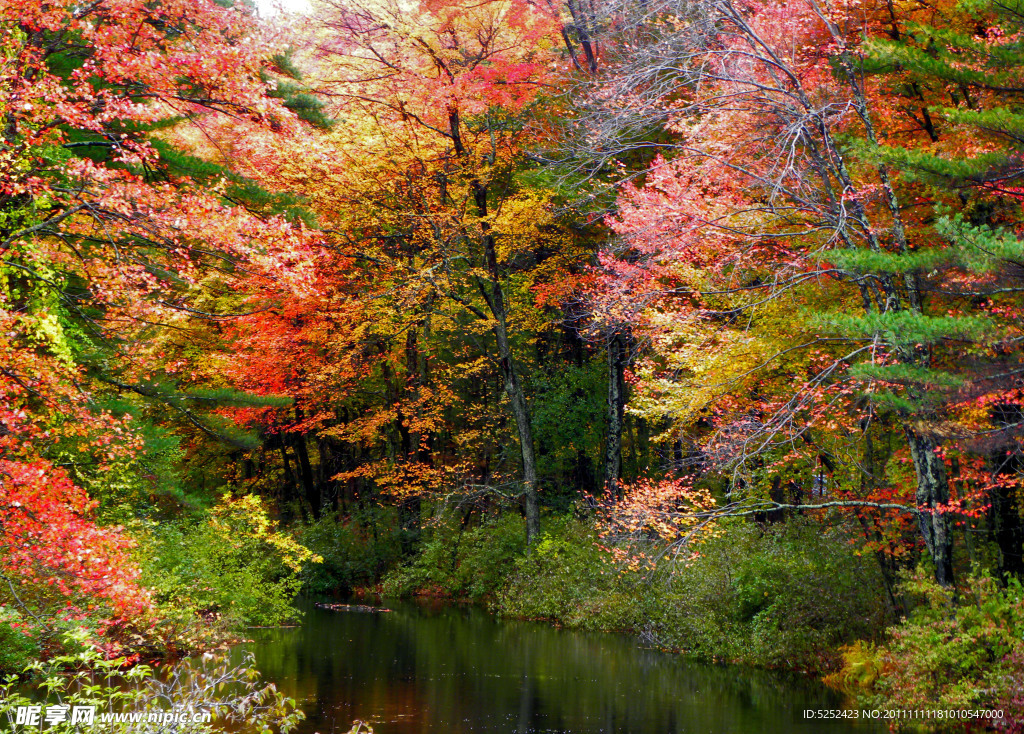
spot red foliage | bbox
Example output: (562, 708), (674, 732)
(1, 0), (310, 626)
(0, 460), (150, 619)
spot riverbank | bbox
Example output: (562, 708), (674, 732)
(373, 515), (887, 673)
(298, 510), (1024, 731)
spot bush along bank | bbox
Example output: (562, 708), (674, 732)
(0, 493), (322, 676)
(827, 572), (1024, 731)
(372, 513), (889, 672)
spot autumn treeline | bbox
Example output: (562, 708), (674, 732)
(2, 0), (1024, 682)
(220, 0), (1024, 592)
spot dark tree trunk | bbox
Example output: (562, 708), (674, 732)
(398, 496), (422, 555)
(318, 436), (344, 516)
(857, 420), (905, 616)
(990, 481), (1024, 582)
(565, 0), (598, 73)
(766, 475), (785, 523)
(604, 330), (627, 498)
(279, 441), (297, 497)
(447, 105), (540, 544)
(499, 347), (540, 544)
(292, 432), (320, 520)
(472, 181), (539, 545)
(990, 436), (1024, 582)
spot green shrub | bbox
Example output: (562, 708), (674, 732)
(0, 607), (40, 675)
(299, 512), (403, 595)
(0, 628), (303, 733)
(389, 512), (889, 673)
(381, 513), (526, 600)
(495, 517), (651, 631)
(830, 570), (1024, 729)
(651, 520), (890, 670)
(138, 494), (320, 628)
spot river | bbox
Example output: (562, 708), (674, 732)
(233, 600), (883, 734)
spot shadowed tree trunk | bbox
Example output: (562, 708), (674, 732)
(990, 405), (1024, 582)
(292, 410), (320, 520)
(604, 330), (628, 498)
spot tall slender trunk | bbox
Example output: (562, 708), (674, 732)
(452, 111), (540, 540)
(565, 0), (598, 73)
(989, 422), (1024, 582)
(293, 437), (319, 520)
(827, 22), (957, 586)
(604, 330), (627, 498)
(905, 427), (954, 586)
(858, 422), (905, 615)
(279, 441), (296, 497)
(318, 437), (342, 515)
(990, 480), (1024, 582)
(493, 311), (540, 544)
(448, 100), (539, 544)
(398, 322), (430, 552)
(481, 221), (539, 542)
(291, 413), (319, 520)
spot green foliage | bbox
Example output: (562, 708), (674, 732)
(0, 629), (304, 734)
(820, 247), (952, 275)
(383, 513), (889, 672)
(381, 513), (526, 601)
(0, 607), (40, 675)
(149, 139), (319, 224)
(822, 311), (998, 347)
(137, 494), (320, 627)
(299, 512), (404, 595)
(831, 570), (1024, 727)
(265, 50), (334, 131)
(97, 376), (292, 451)
(846, 363), (964, 387)
(530, 362), (606, 504)
(64, 415), (185, 524)
(496, 517), (650, 631)
(648, 521), (890, 671)
(496, 518), (888, 670)
(934, 215), (1024, 274)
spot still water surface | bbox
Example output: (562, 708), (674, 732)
(236, 601), (883, 734)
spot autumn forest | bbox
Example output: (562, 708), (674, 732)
(2, 0), (1024, 728)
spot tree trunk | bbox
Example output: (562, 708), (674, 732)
(990, 481), (1024, 582)
(857, 419), (905, 616)
(398, 496), (422, 555)
(987, 405), (1024, 582)
(279, 441), (296, 497)
(497, 328), (540, 544)
(473, 177), (539, 544)
(565, 0), (598, 73)
(399, 323), (428, 549)
(604, 330), (627, 498)
(318, 436), (342, 515)
(990, 443), (1024, 582)
(448, 105), (540, 544)
(292, 432), (320, 520)
(905, 427), (955, 586)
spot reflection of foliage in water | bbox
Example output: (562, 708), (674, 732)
(0, 630), (303, 733)
(243, 600), (877, 734)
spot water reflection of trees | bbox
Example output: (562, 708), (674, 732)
(237, 603), (877, 734)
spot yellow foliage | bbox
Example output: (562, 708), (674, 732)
(208, 494), (322, 572)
